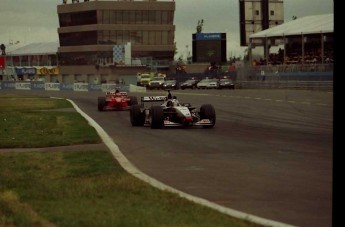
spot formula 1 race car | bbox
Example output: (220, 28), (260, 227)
(98, 90), (138, 111)
(130, 90), (216, 128)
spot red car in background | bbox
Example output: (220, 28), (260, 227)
(98, 90), (138, 111)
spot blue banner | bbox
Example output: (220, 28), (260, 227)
(15, 67), (36, 75)
(89, 84), (102, 91)
(61, 83), (73, 91)
(195, 33), (222, 40)
(31, 82), (45, 90)
(1, 81), (16, 90)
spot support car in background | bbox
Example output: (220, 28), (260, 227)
(180, 78), (200, 89)
(163, 79), (179, 90)
(130, 90), (216, 129)
(197, 78), (219, 89)
(148, 75), (166, 90)
(218, 77), (235, 89)
(98, 90), (138, 111)
(146, 73), (166, 90)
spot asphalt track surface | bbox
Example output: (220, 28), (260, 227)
(2, 89), (333, 227)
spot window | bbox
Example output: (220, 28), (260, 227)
(129, 11), (136, 24)
(123, 11), (128, 24)
(103, 30), (110, 43)
(109, 11), (115, 24)
(103, 10), (110, 24)
(136, 11), (142, 24)
(129, 31), (136, 44)
(143, 31), (149, 44)
(115, 11), (123, 24)
(162, 31), (168, 45)
(162, 11), (168, 24)
(59, 11), (97, 27)
(270, 10), (274, 16)
(156, 11), (162, 24)
(123, 31), (129, 44)
(148, 11), (156, 24)
(142, 11), (149, 24)
(135, 31), (143, 44)
(60, 31), (98, 46)
(110, 30), (116, 44)
(155, 32), (162, 45)
(167, 11), (174, 24)
(149, 31), (155, 45)
(116, 31), (123, 44)
(255, 10), (260, 16)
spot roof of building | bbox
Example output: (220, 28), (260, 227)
(7, 42), (59, 55)
(250, 14), (333, 39)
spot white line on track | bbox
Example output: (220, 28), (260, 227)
(173, 91), (329, 106)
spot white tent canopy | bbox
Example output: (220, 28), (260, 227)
(250, 14), (333, 39)
(7, 42), (59, 55)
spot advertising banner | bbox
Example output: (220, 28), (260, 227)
(31, 82), (45, 90)
(101, 83), (119, 92)
(89, 84), (102, 91)
(15, 82), (31, 90)
(1, 81), (16, 89)
(37, 67), (60, 75)
(73, 83), (89, 92)
(15, 67), (36, 75)
(195, 33), (222, 40)
(61, 83), (73, 91)
(45, 83), (61, 91)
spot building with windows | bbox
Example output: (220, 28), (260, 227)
(57, 0), (176, 85)
(239, 0), (284, 46)
(1, 42), (59, 82)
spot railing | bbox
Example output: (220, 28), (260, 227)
(234, 63), (333, 90)
(235, 80), (333, 90)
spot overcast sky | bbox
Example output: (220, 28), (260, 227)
(0, 0), (333, 59)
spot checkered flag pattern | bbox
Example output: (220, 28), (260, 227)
(113, 45), (124, 63)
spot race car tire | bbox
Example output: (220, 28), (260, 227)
(150, 106), (164, 129)
(129, 96), (138, 105)
(98, 97), (106, 111)
(130, 104), (145, 126)
(200, 104), (216, 128)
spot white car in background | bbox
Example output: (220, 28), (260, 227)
(197, 78), (219, 89)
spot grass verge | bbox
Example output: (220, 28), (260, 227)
(0, 94), (262, 227)
(0, 95), (101, 148)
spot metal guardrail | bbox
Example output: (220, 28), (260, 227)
(234, 63), (333, 90)
(236, 81), (333, 90)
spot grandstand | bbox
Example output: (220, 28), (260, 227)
(248, 14), (333, 65)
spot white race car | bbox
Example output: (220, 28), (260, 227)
(130, 91), (216, 129)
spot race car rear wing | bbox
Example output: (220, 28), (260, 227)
(106, 91), (127, 96)
(140, 96), (166, 107)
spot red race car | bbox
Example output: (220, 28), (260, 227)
(98, 90), (138, 111)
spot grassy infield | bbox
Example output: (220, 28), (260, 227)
(0, 94), (261, 227)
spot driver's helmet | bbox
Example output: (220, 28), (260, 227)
(167, 100), (173, 107)
(171, 99), (179, 106)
